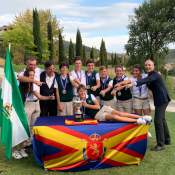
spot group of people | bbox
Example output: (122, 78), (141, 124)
(11, 56), (170, 159)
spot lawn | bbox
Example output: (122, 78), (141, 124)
(0, 112), (175, 175)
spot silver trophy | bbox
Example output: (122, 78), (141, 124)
(73, 96), (84, 122)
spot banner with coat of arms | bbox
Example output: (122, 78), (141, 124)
(32, 116), (149, 171)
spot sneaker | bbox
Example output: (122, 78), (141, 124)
(136, 118), (147, 125)
(12, 150), (23, 160)
(151, 145), (165, 151)
(19, 149), (28, 158)
(143, 115), (152, 123)
(148, 132), (152, 138)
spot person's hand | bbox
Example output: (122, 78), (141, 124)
(100, 90), (106, 97)
(111, 89), (117, 96)
(49, 95), (55, 100)
(91, 86), (97, 91)
(33, 80), (44, 86)
(74, 79), (81, 85)
(125, 83), (133, 88)
(57, 103), (64, 112)
(82, 101), (88, 107)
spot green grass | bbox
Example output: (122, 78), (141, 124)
(165, 76), (175, 100)
(0, 112), (175, 175)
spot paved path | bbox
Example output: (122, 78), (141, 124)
(150, 100), (175, 112)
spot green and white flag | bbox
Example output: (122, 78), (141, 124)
(0, 48), (30, 159)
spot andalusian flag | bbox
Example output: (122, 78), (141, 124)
(0, 48), (30, 159)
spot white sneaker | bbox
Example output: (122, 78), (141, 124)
(148, 132), (152, 138)
(19, 149), (28, 158)
(143, 115), (152, 123)
(12, 150), (23, 160)
(136, 118), (147, 125)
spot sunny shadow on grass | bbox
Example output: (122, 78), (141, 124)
(0, 112), (175, 175)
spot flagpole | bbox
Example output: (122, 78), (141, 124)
(8, 43), (11, 52)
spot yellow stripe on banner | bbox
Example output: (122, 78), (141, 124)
(45, 150), (85, 169)
(103, 125), (149, 149)
(33, 126), (87, 168)
(105, 149), (141, 165)
(33, 126), (87, 149)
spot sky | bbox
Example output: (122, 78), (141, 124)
(0, 0), (144, 53)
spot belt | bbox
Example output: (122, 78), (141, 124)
(133, 97), (148, 100)
(26, 99), (38, 102)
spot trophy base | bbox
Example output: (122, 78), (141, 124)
(74, 114), (84, 122)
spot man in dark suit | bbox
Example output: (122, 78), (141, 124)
(116, 59), (171, 151)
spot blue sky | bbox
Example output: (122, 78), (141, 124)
(0, 0), (144, 53)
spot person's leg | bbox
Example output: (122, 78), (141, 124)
(103, 99), (115, 109)
(143, 99), (151, 115)
(105, 114), (137, 122)
(134, 109), (142, 115)
(111, 109), (141, 119)
(116, 100), (125, 112)
(25, 101), (34, 134)
(133, 98), (143, 115)
(161, 103), (171, 144)
(58, 102), (67, 116)
(154, 104), (168, 147)
(48, 100), (57, 116)
(123, 100), (133, 113)
(40, 101), (49, 116)
(66, 102), (73, 116)
(32, 101), (40, 126)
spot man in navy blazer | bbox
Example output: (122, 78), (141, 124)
(134, 59), (171, 151)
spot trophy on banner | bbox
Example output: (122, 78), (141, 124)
(73, 96), (84, 122)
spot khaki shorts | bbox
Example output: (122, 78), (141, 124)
(116, 99), (133, 113)
(100, 99), (115, 109)
(57, 101), (73, 116)
(95, 105), (114, 121)
(133, 98), (150, 110)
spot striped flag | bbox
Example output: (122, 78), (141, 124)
(0, 48), (30, 159)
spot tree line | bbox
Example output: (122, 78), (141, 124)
(2, 8), (123, 66)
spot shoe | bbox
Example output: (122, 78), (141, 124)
(12, 150), (23, 159)
(136, 118), (147, 125)
(19, 149), (28, 158)
(143, 115), (152, 123)
(147, 132), (152, 138)
(23, 140), (32, 147)
(151, 145), (165, 151)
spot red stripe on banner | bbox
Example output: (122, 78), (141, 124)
(102, 158), (127, 166)
(49, 125), (90, 140)
(111, 134), (147, 159)
(112, 134), (147, 150)
(49, 160), (87, 171)
(34, 135), (78, 161)
(101, 124), (137, 139)
(120, 148), (144, 159)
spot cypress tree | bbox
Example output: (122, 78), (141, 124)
(114, 53), (117, 65)
(82, 46), (86, 64)
(47, 21), (54, 61)
(33, 8), (42, 62)
(58, 31), (64, 63)
(99, 39), (107, 66)
(68, 39), (74, 64)
(75, 29), (83, 58)
(90, 47), (95, 60)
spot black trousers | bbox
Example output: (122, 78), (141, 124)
(40, 100), (57, 117)
(154, 103), (171, 146)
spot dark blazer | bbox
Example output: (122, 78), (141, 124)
(136, 71), (170, 106)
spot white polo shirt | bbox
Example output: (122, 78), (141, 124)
(18, 67), (42, 101)
(130, 74), (149, 99)
(70, 70), (86, 95)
